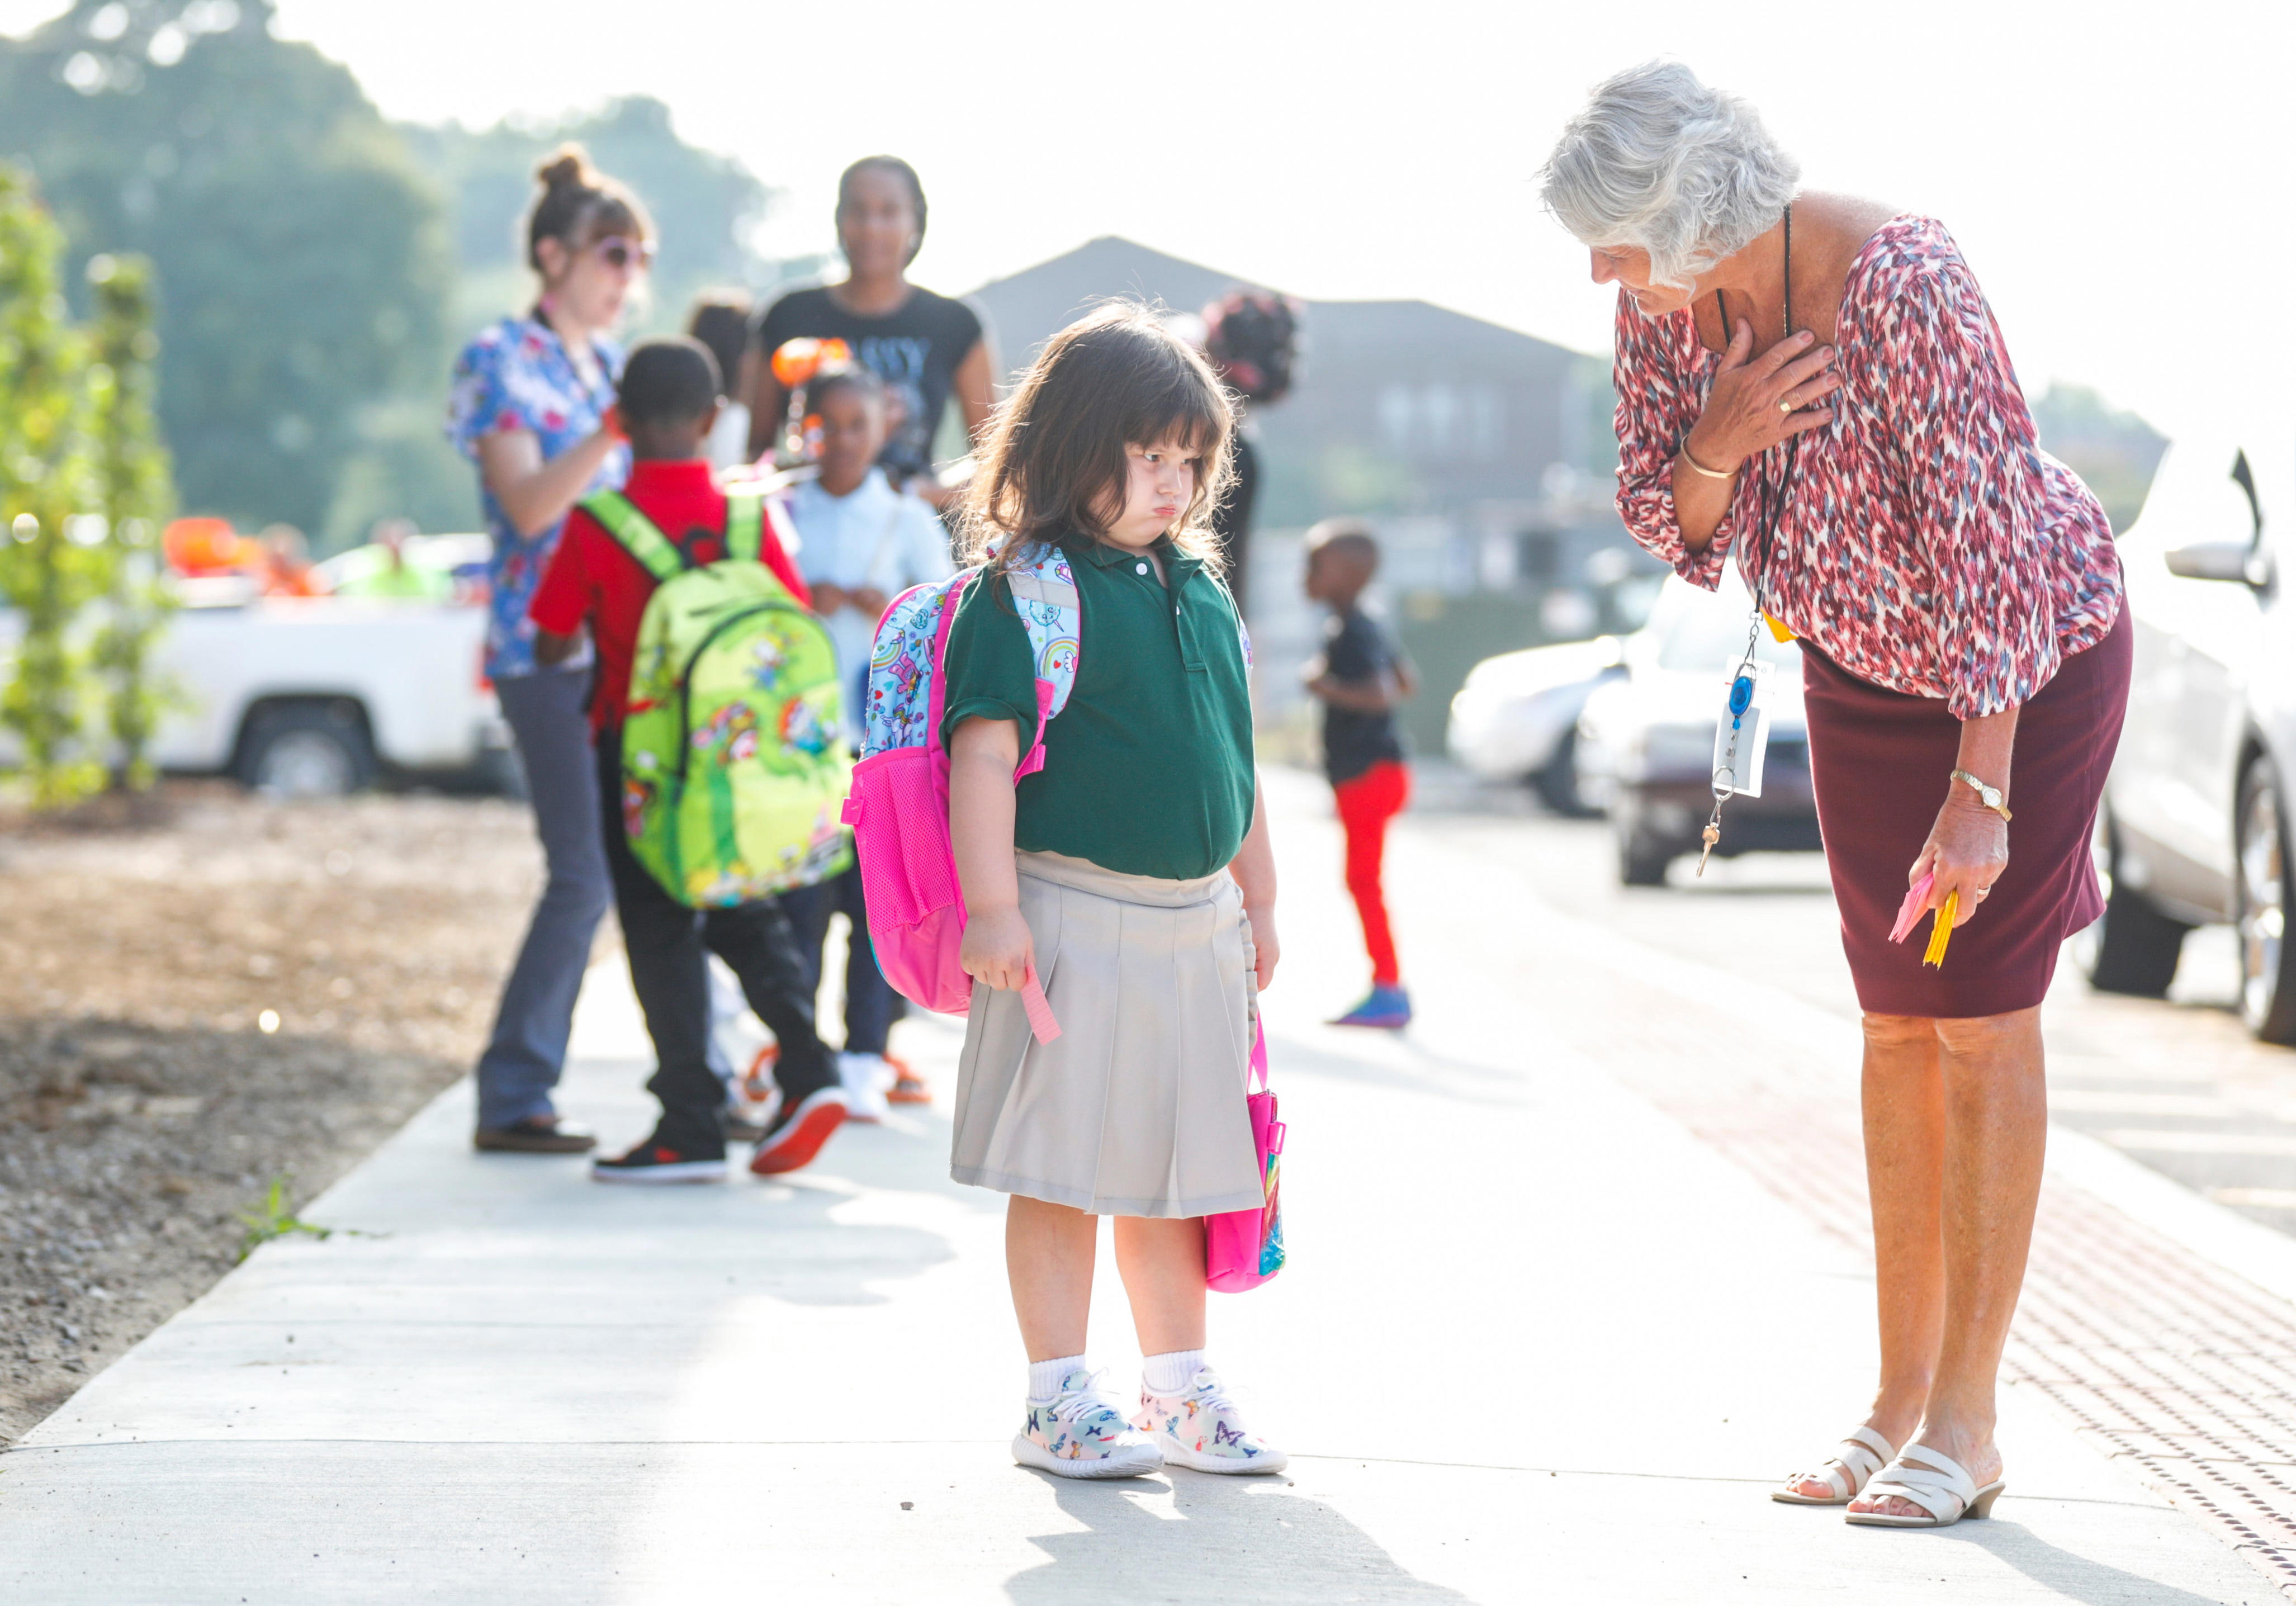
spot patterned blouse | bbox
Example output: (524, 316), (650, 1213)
(1612, 215), (2122, 720)
(446, 314), (629, 679)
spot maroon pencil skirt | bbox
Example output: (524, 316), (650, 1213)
(1800, 607), (2131, 1019)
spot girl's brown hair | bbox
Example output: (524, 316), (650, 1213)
(962, 302), (1236, 578)
(526, 144), (653, 275)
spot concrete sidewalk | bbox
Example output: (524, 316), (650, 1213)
(0, 773), (2273, 1603)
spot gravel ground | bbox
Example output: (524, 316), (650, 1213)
(0, 784), (551, 1444)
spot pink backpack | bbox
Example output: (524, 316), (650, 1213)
(1204, 1023), (1285, 1291)
(840, 548), (1079, 1043)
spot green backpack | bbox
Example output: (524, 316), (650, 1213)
(581, 488), (854, 908)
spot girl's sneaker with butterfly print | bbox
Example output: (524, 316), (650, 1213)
(1014, 1368), (1163, 1479)
(1133, 1366), (1289, 1475)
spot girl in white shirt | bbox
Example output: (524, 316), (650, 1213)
(780, 366), (953, 1112)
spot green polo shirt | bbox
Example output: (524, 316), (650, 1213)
(940, 537), (1256, 879)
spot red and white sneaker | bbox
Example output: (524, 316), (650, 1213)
(886, 1054), (931, 1105)
(747, 1086), (848, 1176)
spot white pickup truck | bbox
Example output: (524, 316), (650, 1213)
(1, 535), (514, 797)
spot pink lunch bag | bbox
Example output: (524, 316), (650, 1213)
(1204, 1023), (1285, 1292)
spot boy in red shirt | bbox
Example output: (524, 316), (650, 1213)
(530, 337), (847, 1182)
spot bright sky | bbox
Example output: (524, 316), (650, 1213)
(7, 0), (2290, 432)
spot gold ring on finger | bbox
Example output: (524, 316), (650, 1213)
(1779, 400), (1794, 415)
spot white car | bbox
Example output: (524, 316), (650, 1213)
(1446, 635), (1627, 813)
(0, 535), (512, 797)
(1576, 570), (1819, 884)
(2081, 415), (2296, 1039)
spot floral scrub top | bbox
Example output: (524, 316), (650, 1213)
(1612, 215), (2122, 720)
(446, 314), (629, 679)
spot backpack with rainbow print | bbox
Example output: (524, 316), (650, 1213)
(839, 546), (1076, 1041)
(584, 487), (853, 908)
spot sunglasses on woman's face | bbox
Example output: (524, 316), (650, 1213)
(590, 235), (654, 273)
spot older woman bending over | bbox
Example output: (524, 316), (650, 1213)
(1541, 62), (2127, 1529)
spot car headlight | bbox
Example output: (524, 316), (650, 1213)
(1634, 723), (1714, 779)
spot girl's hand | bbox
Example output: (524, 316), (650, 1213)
(962, 904), (1036, 992)
(809, 581), (849, 618)
(1245, 905), (1280, 991)
(850, 585), (890, 621)
(1685, 322), (1839, 472)
(1910, 792), (2009, 928)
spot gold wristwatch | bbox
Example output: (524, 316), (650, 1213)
(1951, 769), (2012, 822)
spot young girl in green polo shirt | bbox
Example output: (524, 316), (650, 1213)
(940, 305), (1287, 1480)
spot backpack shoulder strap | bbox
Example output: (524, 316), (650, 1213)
(581, 490), (687, 585)
(725, 491), (764, 563)
(1005, 546), (1081, 778)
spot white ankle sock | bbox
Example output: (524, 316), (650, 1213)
(1140, 1348), (1205, 1396)
(1028, 1354), (1087, 1401)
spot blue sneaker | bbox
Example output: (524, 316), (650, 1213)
(1331, 984), (1411, 1029)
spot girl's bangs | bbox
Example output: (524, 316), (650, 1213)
(1123, 365), (1226, 457)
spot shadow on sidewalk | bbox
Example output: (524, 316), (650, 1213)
(1006, 1468), (1471, 1603)
(1265, 1031), (1527, 1112)
(1928, 1519), (2241, 1606)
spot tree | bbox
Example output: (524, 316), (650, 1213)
(0, 162), (108, 806)
(85, 250), (176, 791)
(0, 0), (452, 539)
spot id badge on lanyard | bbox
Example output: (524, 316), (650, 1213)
(1711, 657), (1774, 799)
(1696, 612), (1778, 876)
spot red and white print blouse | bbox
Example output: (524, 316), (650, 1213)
(1612, 215), (2122, 720)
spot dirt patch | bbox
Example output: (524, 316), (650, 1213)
(0, 783), (553, 1443)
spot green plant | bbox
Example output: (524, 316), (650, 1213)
(236, 1176), (332, 1261)
(84, 252), (177, 792)
(0, 162), (108, 808)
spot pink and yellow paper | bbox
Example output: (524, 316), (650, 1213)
(1891, 871), (1957, 968)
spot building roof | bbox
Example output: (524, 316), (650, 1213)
(963, 235), (1608, 528)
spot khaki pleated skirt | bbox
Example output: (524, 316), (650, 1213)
(950, 849), (1263, 1218)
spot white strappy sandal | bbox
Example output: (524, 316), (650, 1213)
(1772, 1425), (1897, 1505)
(1844, 1444), (2005, 1528)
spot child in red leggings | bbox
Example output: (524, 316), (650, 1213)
(1302, 519), (1417, 1028)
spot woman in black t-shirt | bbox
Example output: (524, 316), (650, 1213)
(744, 157), (997, 499)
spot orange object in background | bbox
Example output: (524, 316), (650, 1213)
(769, 337), (850, 389)
(163, 517), (261, 575)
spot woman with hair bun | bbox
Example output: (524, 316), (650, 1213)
(744, 156), (997, 502)
(446, 144), (655, 1155)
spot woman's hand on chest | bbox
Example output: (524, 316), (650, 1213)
(1686, 322), (1842, 475)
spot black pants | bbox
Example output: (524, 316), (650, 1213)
(780, 862), (897, 1058)
(596, 737), (833, 1155)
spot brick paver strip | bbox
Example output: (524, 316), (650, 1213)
(1612, 1030), (2296, 1596)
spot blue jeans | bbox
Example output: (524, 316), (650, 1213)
(474, 666), (613, 1129)
(781, 862), (897, 1058)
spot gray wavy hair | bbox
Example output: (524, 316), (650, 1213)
(1539, 60), (1801, 290)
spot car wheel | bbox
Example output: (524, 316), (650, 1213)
(238, 703), (375, 799)
(2075, 805), (2189, 997)
(1616, 819), (1674, 886)
(2237, 756), (2296, 1042)
(1531, 728), (1600, 818)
